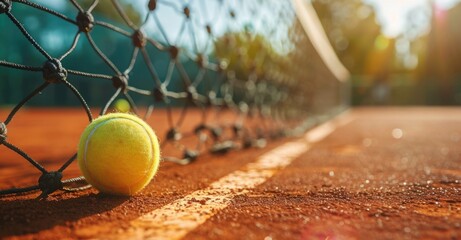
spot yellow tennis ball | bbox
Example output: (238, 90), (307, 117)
(77, 113), (160, 196)
(114, 98), (130, 113)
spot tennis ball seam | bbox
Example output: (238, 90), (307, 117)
(82, 115), (157, 195)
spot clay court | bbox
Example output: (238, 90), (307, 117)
(1, 107), (461, 239)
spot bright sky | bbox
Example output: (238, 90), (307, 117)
(364, 0), (461, 38)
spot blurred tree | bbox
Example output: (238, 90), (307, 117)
(311, 0), (384, 75)
(214, 31), (276, 80)
(80, 0), (142, 26)
(416, 3), (461, 105)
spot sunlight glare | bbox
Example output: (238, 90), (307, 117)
(363, 0), (460, 38)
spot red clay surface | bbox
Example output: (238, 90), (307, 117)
(1, 107), (461, 239)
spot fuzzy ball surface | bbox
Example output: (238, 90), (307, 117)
(77, 113), (160, 196)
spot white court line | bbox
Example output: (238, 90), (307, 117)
(110, 112), (353, 240)
(305, 111), (352, 143)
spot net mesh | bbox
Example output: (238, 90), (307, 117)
(0, 0), (348, 198)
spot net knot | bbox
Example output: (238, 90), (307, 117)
(196, 54), (207, 68)
(210, 141), (236, 154)
(243, 137), (252, 149)
(218, 60), (228, 72)
(232, 123), (243, 136)
(0, 0), (11, 14)
(147, 0), (157, 11)
(205, 24), (212, 35)
(183, 6), (190, 18)
(169, 46), (179, 59)
(206, 91), (216, 106)
(38, 171), (63, 198)
(112, 74), (128, 93)
(194, 124), (207, 134)
(239, 102), (249, 113)
(76, 11), (94, 33)
(210, 126), (222, 140)
(42, 58), (67, 83)
(132, 29), (146, 48)
(187, 86), (198, 101)
(152, 86), (166, 102)
(166, 128), (182, 141)
(183, 149), (198, 161)
(223, 94), (233, 108)
(0, 122), (6, 142)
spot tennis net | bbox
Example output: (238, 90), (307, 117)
(0, 0), (349, 197)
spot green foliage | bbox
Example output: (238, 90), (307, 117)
(312, 0), (382, 74)
(80, 0), (142, 26)
(214, 31), (276, 79)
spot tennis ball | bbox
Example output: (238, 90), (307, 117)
(114, 98), (130, 113)
(77, 113), (160, 196)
